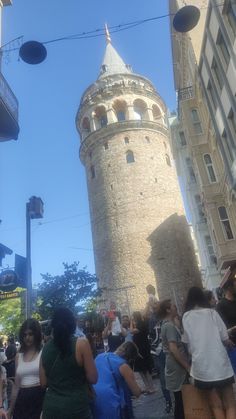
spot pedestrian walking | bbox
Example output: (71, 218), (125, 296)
(217, 265), (236, 374)
(102, 311), (127, 352)
(93, 341), (142, 419)
(0, 352), (7, 419)
(40, 307), (97, 419)
(8, 319), (45, 419)
(204, 289), (217, 308)
(130, 311), (155, 394)
(159, 299), (189, 419)
(183, 286), (236, 419)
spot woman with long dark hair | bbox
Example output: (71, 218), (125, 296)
(8, 318), (45, 419)
(130, 311), (155, 393)
(93, 341), (141, 419)
(183, 286), (236, 419)
(40, 307), (97, 419)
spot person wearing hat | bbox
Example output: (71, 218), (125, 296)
(217, 265), (236, 373)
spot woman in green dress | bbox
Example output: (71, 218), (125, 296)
(40, 307), (97, 419)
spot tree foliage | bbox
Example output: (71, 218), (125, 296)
(36, 262), (100, 320)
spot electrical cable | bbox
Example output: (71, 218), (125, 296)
(0, 1), (228, 54)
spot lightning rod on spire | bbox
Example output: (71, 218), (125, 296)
(105, 24), (111, 43)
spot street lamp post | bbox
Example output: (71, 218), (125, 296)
(26, 196), (44, 318)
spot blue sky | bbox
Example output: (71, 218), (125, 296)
(0, 0), (177, 285)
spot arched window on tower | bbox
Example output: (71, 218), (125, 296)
(126, 150), (135, 164)
(113, 99), (127, 122)
(165, 154), (171, 167)
(82, 117), (91, 133)
(152, 104), (161, 122)
(94, 105), (108, 129)
(90, 165), (95, 179)
(133, 99), (148, 120)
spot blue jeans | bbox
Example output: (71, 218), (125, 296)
(227, 347), (236, 374)
(154, 350), (172, 404)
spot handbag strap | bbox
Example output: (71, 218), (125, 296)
(106, 354), (121, 394)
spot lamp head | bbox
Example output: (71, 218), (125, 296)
(173, 5), (200, 33)
(19, 41), (47, 64)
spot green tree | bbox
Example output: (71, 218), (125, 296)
(36, 262), (101, 320)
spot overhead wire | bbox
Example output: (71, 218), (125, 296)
(0, 1), (228, 54)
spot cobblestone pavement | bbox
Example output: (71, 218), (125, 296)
(133, 376), (174, 419)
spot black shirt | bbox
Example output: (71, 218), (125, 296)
(217, 298), (236, 343)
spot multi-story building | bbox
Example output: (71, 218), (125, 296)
(169, 0), (236, 287)
(76, 30), (201, 312)
(0, 0), (19, 141)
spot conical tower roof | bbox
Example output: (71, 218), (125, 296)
(98, 25), (132, 79)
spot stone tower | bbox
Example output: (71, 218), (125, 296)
(76, 31), (201, 313)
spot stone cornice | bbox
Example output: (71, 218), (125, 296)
(79, 120), (168, 163)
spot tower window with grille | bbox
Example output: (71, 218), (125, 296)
(217, 30), (230, 66)
(179, 131), (187, 146)
(218, 206), (234, 240)
(124, 137), (129, 144)
(205, 235), (217, 265)
(203, 154), (217, 183)
(104, 142), (109, 150)
(191, 109), (203, 135)
(145, 136), (150, 143)
(165, 154), (171, 167)
(126, 150), (135, 164)
(90, 165), (95, 179)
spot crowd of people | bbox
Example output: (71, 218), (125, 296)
(0, 267), (235, 419)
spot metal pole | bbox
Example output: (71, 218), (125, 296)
(26, 203), (32, 318)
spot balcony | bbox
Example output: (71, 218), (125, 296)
(178, 86), (194, 102)
(0, 72), (19, 141)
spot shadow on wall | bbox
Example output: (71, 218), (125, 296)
(147, 213), (202, 313)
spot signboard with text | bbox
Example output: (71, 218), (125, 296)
(0, 291), (20, 301)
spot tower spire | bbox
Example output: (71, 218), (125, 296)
(105, 23), (111, 44)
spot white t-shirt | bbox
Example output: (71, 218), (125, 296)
(182, 308), (234, 382)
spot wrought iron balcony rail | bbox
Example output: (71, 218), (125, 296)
(178, 86), (194, 102)
(0, 72), (18, 122)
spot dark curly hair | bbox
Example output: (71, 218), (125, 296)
(184, 287), (209, 313)
(19, 318), (42, 352)
(115, 341), (140, 365)
(51, 307), (76, 357)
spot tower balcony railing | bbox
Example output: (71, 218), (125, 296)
(0, 72), (19, 140)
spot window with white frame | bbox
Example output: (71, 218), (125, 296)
(179, 131), (187, 146)
(203, 154), (217, 183)
(211, 58), (223, 90)
(218, 206), (234, 240)
(207, 80), (218, 110)
(186, 157), (197, 183)
(217, 30), (230, 66)
(205, 235), (217, 265)
(224, 0), (236, 36)
(191, 109), (203, 134)
(194, 194), (205, 220)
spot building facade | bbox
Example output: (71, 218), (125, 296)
(76, 34), (201, 312)
(0, 0), (19, 141)
(169, 0), (236, 287)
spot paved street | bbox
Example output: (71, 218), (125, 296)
(133, 376), (174, 419)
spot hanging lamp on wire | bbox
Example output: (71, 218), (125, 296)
(173, 5), (200, 32)
(19, 41), (47, 64)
